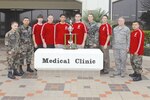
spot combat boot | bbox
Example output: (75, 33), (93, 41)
(8, 70), (16, 79)
(27, 64), (34, 72)
(129, 72), (137, 77)
(14, 69), (22, 76)
(19, 65), (25, 75)
(100, 69), (109, 74)
(133, 74), (142, 81)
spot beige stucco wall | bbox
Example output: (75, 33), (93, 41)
(76, 0), (110, 16)
(0, 0), (110, 14)
(0, 0), (82, 10)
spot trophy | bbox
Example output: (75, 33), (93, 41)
(64, 20), (77, 49)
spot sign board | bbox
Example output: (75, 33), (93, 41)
(34, 49), (103, 70)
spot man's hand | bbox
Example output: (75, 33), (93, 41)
(55, 44), (58, 48)
(8, 51), (12, 55)
(34, 43), (38, 48)
(43, 43), (47, 48)
(126, 48), (129, 52)
(104, 44), (107, 49)
(134, 52), (138, 56)
(93, 44), (97, 48)
(81, 42), (85, 48)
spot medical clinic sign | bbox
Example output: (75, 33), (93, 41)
(34, 49), (103, 70)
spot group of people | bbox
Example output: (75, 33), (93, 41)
(5, 17), (35, 79)
(86, 14), (144, 81)
(111, 18), (144, 82)
(5, 12), (144, 81)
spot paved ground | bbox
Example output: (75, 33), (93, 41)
(0, 41), (150, 100)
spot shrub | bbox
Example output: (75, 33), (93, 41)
(144, 30), (150, 46)
(82, 8), (113, 25)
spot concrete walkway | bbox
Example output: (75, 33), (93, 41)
(0, 42), (150, 100)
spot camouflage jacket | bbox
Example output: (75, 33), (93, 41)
(18, 25), (33, 45)
(112, 25), (130, 49)
(5, 30), (20, 53)
(86, 21), (99, 46)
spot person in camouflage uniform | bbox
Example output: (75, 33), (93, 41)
(111, 17), (130, 77)
(5, 22), (22, 79)
(85, 14), (99, 48)
(18, 17), (34, 74)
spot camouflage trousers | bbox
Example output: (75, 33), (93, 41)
(20, 43), (33, 65)
(7, 52), (20, 71)
(113, 49), (128, 74)
(99, 46), (110, 71)
(130, 55), (143, 74)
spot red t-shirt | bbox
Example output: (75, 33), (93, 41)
(41, 22), (55, 45)
(99, 23), (112, 46)
(55, 22), (69, 45)
(72, 22), (87, 45)
(129, 29), (144, 55)
(32, 23), (43, 45)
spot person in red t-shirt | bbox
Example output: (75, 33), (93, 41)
(72, 13), (87, 48)
(129, 21), (144, 81)
(99, 15), (112, 74)
(32, 14), (43, 51)
(41, 15), (55, 48)
(55, 14), (69, 48)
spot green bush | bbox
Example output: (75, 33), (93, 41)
(83, 8), (107, 23)
(144, 30), (150, 56)
(144, 30), (150, 46)
(82, 8), (113, 25)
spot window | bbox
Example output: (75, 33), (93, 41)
(0, 12), (5, 37)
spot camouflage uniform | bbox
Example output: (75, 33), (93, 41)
(18, 25), (33, 65)
(130, 55), (143, 74)
(112, 26), (130, 75)
(85, 21), (99, 48)
(5, 30), (20, 72)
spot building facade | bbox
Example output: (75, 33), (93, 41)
(0, 0), (110, 37)
(112, 0), (147, 22)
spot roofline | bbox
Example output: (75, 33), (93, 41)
(112, 0), (123, 3)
